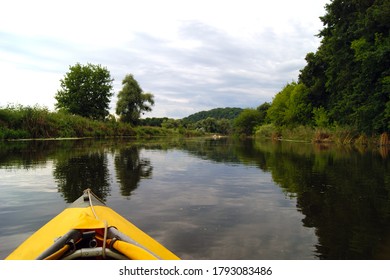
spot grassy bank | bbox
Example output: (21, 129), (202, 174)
(0, 105), (203, 140)
(255, 124), (389, 147)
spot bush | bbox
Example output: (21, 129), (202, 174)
(234, 109), (263, 135)
(313, 107), (330, 128)
(0, 127), (30, 139)
(255, 124), (279, 139)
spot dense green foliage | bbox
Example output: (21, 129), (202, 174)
(266, 83), (312, 127)
(189, 117), (232, 134)
(183, 107), (243, 123)
(55, 63), (114, 120)
(141, 107), (245, 135)
(174, 107), (243, 135)
(116, 74), (155, 125)
(296, 0), (389, 133)
(233, 109), (265, 135)
(256, 102), (271, 121)
(155, 117), (232, 135)
(139, 117), (169, 127)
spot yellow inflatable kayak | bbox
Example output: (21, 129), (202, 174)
(6, 189), (180, 260)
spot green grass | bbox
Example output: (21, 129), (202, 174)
(0, 105), (206, 140)
(255, 123), (382, 146)
(0, 105), (131, 139)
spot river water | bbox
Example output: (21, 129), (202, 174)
(0, 138), (389, 259)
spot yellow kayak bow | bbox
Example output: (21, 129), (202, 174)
(6, 189), (180, 260)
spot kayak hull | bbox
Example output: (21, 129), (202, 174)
(6, 190), (179, 260)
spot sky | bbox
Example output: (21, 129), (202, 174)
(0, 0), (330, 119)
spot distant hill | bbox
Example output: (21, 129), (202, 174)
(183, 107), (243, 123)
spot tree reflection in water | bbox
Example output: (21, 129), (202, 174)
(114, 146), (152, 197)
(53, 152), (110, 202)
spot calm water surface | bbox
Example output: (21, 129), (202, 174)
(0, 138), (389, 259)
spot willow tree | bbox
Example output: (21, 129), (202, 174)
(115, 74), (154, 125)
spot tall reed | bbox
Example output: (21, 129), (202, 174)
(379, 132), (389, 146)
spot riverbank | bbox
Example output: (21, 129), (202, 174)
(0, 105), (204, 140)
(255, 124), (389, 147)
(2, 106), (388, 147)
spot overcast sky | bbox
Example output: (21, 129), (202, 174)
(0, 0), (330, 119)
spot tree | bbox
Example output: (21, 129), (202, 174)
(161, 118), (182, 129)
(116, 74), (154, 125)
(233, 109), (263, 135)
(256, 102), (271, 121)
(303, 0), (390, 133)
(299, 51), (328, 109)
(55, 63), (114, 120)
(267, 82), (312, 127)
(195, 117), (218, 133)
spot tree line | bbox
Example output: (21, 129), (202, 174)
(264, 0), (389, 135)
(225, 0), (389, 139)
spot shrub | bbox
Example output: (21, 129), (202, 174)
(255, 124), (278, 139)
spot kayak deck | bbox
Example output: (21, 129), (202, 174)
(6, 189), (179, 260)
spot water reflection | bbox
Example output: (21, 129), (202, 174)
(252, 140), (390, 259)
(53, 152), (110, 202)
(0, 141), (56, 168)
(115, 146), (153, 197)
(379, 145), (389, 159)
(0, 138), (389, 259)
